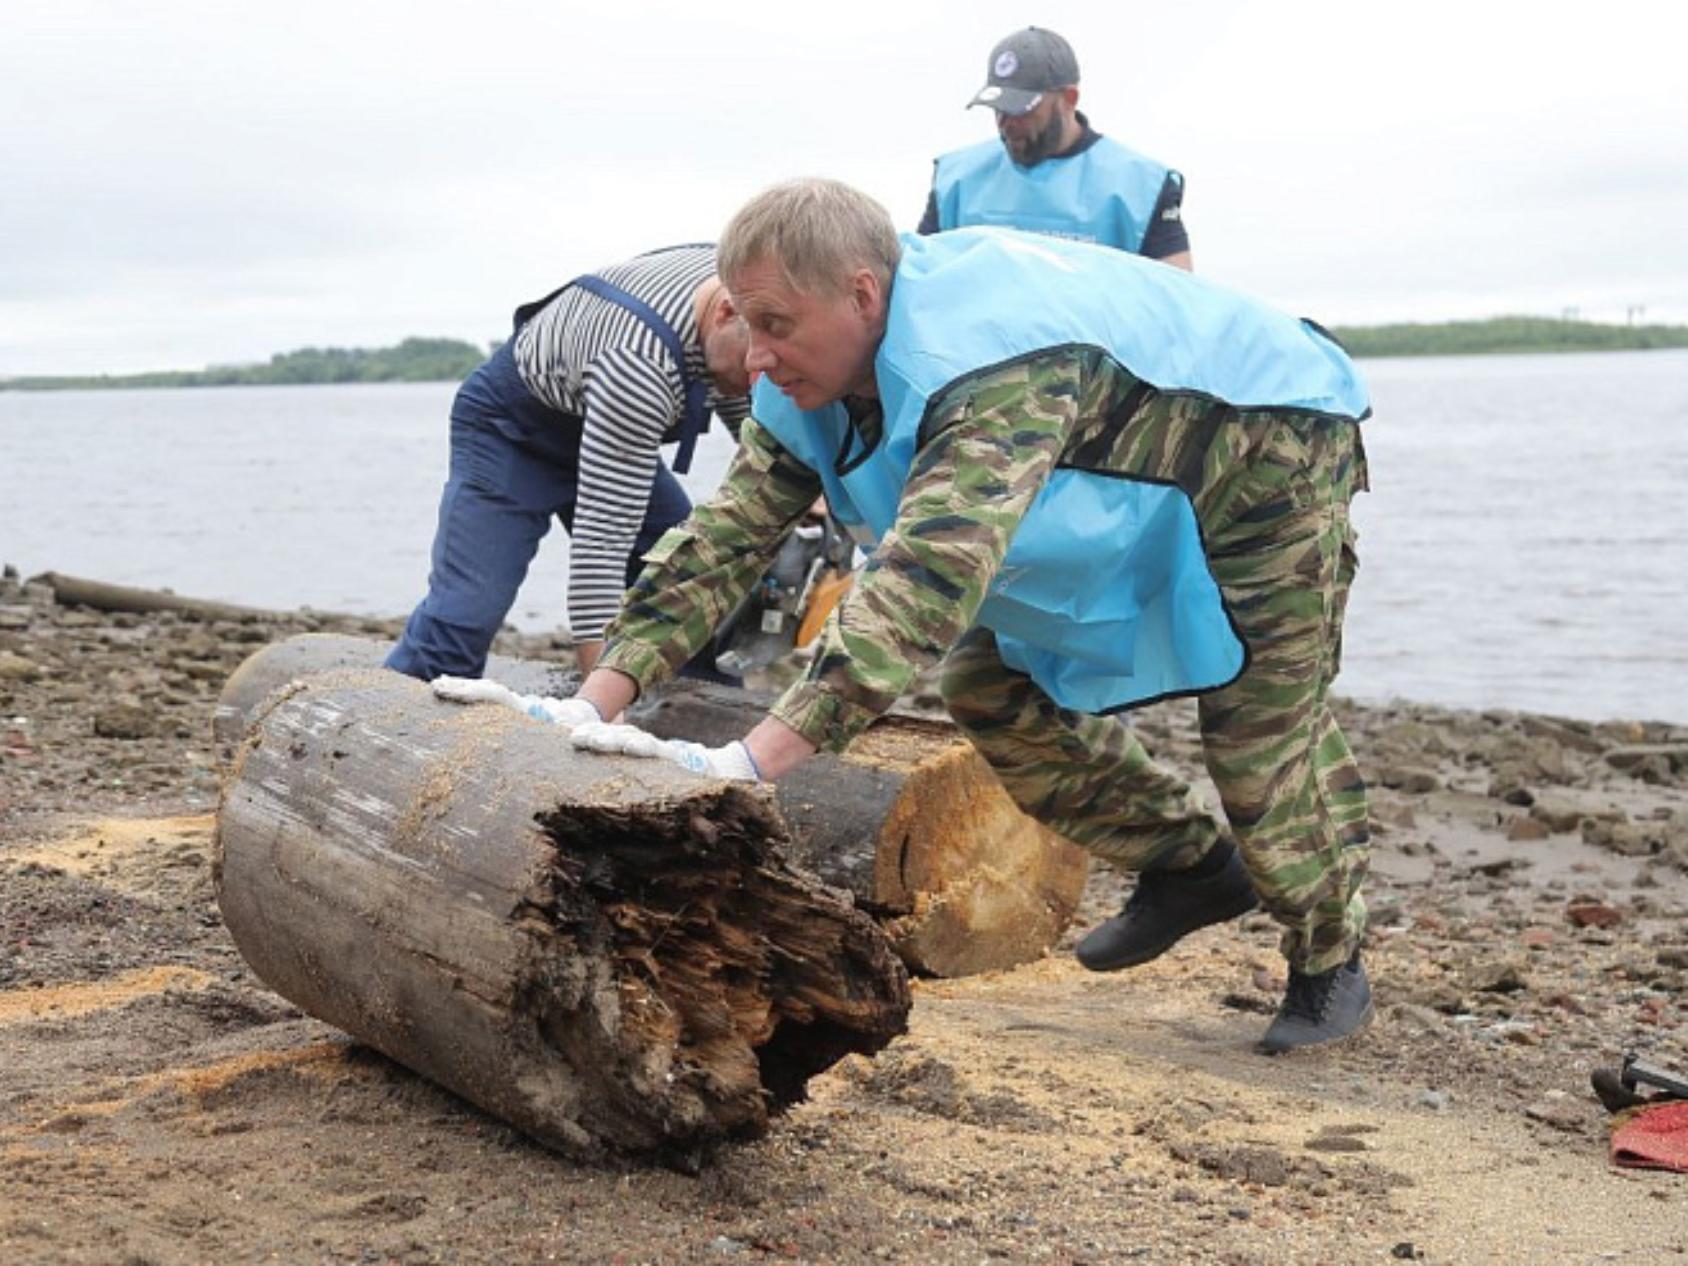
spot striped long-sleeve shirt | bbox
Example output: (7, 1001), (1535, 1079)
(512, 244), (749, 641)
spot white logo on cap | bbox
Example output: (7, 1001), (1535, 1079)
(994, 50), (1019, 78)
(977, 86), (1003, 103)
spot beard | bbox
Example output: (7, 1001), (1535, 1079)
(1002, 109), (1068, 166)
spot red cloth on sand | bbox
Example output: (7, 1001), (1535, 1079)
(1611, 1100), (1688, 1173)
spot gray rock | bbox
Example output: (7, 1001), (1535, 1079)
(1197, 1144), (1291, 1187)
(1582, 818), (1663, 858)
(1380, 765), (1442, 794)
(1529, 797), (1586, 833)
(1464, 960), (1528, 994)
(1377, 719), (1454, 757)
(1305, 1128), (1369, 1153)
(1525, 741), (1571, 783)
(1406, 983), (1467, 1014)
(1605, 744), (1688, 777)
(93, 703), (154, 740)
(1377, 800), (1419, 829)
(1564, 900), (1624, 929)
(0, 651), (41, 681)
(1394, 1004), (1447, 1032)
(1519, 714), (1608, 755)
(1488, 776), (1536, 805)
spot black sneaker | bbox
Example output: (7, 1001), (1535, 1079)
(1260, 950), (1373, 1054)
(1074, 843), (1259, 972)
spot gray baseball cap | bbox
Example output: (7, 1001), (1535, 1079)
(967, 27), (1080, 116)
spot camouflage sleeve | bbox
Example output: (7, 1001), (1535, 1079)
(598, 416), (823, 691)
(769, 351), (1086, 752)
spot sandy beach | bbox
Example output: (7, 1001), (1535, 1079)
(2, 566), (1685, 1264)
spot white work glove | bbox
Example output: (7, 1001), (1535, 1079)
(430, 676), (601, 730)
(569, 720), (760, 782)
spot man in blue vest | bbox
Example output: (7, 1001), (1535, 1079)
(441, 180), (1373, 1054)
(385, 244), (750, 683)
(919, 27), (1192, 270)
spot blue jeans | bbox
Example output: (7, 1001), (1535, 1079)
(387, 344), (691, 680)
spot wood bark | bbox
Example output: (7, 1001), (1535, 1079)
(213, 632), (576, 759)
(215, 669), (910, 1164)
(215, 634), (1090, 977)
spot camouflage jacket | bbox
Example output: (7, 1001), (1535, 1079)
(598, 348), (1226, 752)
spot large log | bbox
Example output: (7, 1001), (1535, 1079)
(215, 669), (910, 1165)
(215, 634), (1090, 977)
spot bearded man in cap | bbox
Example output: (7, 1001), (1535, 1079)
(918, 27), (1192, 270)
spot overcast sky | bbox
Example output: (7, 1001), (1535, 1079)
(3, 0), (1684, 376)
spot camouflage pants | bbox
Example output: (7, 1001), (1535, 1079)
(939, 400), (1370, 972)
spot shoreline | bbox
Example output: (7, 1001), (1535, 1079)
(3, 567), (1685, 834)
(7, 331), (1688, 391)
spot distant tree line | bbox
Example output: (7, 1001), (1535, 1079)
(6, 317), (1688, 391)
(1329, 316), (1688, 358)
(0, 337), (495, 391)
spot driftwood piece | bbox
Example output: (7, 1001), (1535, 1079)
(34, 571), (294, 622)
(215, 669), (910, 1164)
(215, 634), (1090, 977)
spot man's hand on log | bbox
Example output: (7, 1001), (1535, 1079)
(570, 721), (761, 782)
(430, 676), (602, 730)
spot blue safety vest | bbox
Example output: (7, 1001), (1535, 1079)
(753, 228), (1369, 714)
(512, 268), (709, 474)
(931, 136), (1174, 251)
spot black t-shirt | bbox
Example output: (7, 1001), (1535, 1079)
(917, 118), (1191, 260)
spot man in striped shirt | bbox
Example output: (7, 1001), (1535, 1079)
(387, 244), (751, 681)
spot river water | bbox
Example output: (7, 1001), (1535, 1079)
(2, 349), (1684, 723)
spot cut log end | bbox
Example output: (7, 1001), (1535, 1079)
(864, 739), (1090, 977)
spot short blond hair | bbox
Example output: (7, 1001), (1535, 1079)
(718, 178), (901, 296)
